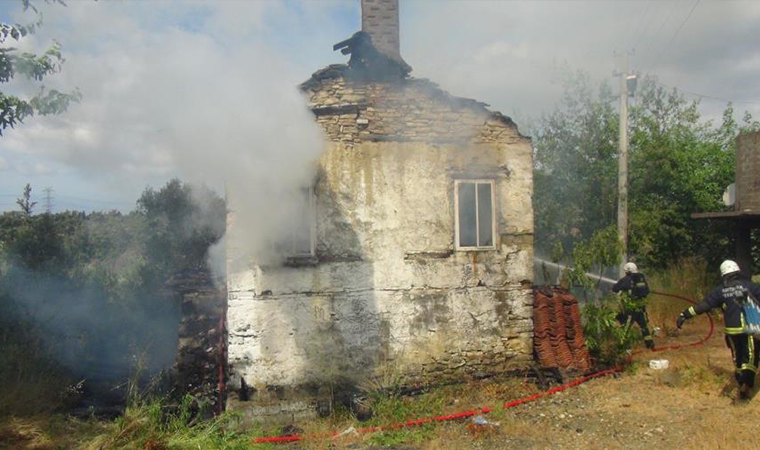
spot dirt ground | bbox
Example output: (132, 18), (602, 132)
(312, 319), (760, 450)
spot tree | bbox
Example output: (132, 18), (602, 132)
(16, 183), (36, 215)
(532, 70), (619, 257)
(137, 179), (226, 272)
(626, 78), (758, 267)
(0, 0), (80, 136)
(533, 70), (757, 270)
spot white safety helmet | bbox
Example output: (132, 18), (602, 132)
(624, 262), (638, 274)
(720, 260), (741, 277)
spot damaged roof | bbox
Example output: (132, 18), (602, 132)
(300, 63), (521, 135)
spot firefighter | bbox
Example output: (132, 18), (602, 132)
(677, 260), (760, 400)
(612, 262), (655, 350)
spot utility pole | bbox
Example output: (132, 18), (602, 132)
(614, 52), (634, 276)
(43, 186), (54, 214)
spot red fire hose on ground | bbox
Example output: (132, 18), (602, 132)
(253, 291), (714, 445)
(642, 291), (714, 353)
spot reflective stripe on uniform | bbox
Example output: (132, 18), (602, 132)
(749, 335), (757, 371)
(726, 313), (747, 335)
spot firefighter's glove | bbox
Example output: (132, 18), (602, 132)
(676, 312), (688, 329)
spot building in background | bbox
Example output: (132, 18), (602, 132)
(692, 130), (760, 276)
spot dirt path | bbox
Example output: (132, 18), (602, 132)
(409, 323), (759, 450)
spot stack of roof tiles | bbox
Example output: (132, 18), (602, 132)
(533, 287), (591, 372)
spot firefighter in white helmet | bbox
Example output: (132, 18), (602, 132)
(677, 260), (760, 400)
(612, 262), (655, 350)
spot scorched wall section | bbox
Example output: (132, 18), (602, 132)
(226, 66), (534, 418)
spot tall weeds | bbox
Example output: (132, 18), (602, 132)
(0, 298), (71, 417)
(646, 257), (717, 332)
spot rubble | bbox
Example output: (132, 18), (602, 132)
(168, 269), (226, 412)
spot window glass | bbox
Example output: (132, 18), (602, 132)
(458, 182), (477, 247)
(456, 180), (495, 249)
(477, 183), (493, 247)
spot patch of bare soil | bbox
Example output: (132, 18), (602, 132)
(324, 321), (758, 450)
(424, 323), (757, 450)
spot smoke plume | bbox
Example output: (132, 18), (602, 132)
(2, 1), (335, 271)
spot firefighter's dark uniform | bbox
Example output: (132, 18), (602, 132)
(679, 275), (760, 390)
(612, 272), (655, 349)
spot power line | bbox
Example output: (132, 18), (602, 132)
(663, 0), (701, 52)
(630, 0), (658, 51)
(56, 195), (134, 206)
(625, 0), (654, 51)
(650, 0), (701, 70)
(645, 0), (682, 54)
(0, 193), (134, 206)
(653, 81), (760, 106)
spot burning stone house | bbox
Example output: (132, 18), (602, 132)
(225, 0), (535, 419)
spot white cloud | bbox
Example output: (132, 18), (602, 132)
(4, 1), (322, 180)
(402, 0), (760, 122)
(32, 162), (53, 176)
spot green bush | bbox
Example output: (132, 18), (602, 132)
(557, 228), (640, 367)
(582, 295), (641, 367)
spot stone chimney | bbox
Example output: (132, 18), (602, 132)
(361, 0), (401, 60)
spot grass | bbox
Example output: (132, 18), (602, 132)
(646, 257), (717, 335)
(289, 376), (535, 450)
(0, 312), (72, 418)
(0, 399), (279, 450)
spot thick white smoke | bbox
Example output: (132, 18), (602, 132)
(2, 1), (333, 273)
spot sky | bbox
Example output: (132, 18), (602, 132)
(1, 0), (759, 213)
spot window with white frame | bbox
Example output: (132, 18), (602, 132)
(455, 180), (496, 250)
(276, 187), (316, 256)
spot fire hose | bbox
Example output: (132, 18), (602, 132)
(253, 291), (714, 445)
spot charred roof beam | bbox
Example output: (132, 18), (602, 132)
(333, 31), (411, 81)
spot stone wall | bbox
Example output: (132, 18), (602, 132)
(226, 65), (534, 421)
(736, 131), (760, 212)
(301, 65), (520, 145)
